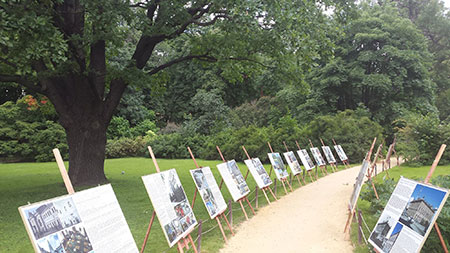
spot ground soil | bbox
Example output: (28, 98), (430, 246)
(220, 160), (398, 253)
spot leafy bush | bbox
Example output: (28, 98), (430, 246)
(396, 113), (450, 165)
(105, 136), (148, 158)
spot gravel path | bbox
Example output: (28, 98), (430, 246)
(220, 163), (380, 253)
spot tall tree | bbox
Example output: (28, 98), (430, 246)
(0, 0), (345, 185)
(308, 2), (436, 132)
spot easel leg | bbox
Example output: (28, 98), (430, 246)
(301, 173), (307, 184)
(177, 242), (184, 253)
(188, 234), (198, 253)
(140, 211), (156, 253)
(308, 171), (314, 182)
(245, 197), (256, 215)
(267, 186), (278, 200)
(296, 174), (302, 186)
(344, 210), (354, 233)
(285, 179), (293, 192)
(281, 179), (288, 194)
(262, 188), (271, 204)
(370, 180), (379, 199)
(216, 216), (228, 243)
(221, 213), (234, 235)
(434, 223), (449, 253)
(238, 199), (249, 220)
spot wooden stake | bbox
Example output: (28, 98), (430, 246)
(221, 212), (234, 235)
(216, 217), (228, 244)
(238, 199), (249, 220)
(262, 188), (271, 204)
(280, 179), (288, 194)
(283, 141), (289, 152)
(52, 149), (75, 195)
(245, 196), (256, 215)
(140, 211), (156, 253)
(295, 140), (301, 150)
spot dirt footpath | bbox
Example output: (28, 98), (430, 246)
(220, 164), (365, 253)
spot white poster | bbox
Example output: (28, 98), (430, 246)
(244, 158), (272, 189)
(349, 160), (370, 210)
(321, 146), (337, 164)
(334, 144), (348, 161)
(190, 167), (227, 219)
(268, 153), (289, 180)
(18, 184), (138, 253)
(283, 151), (302, 176)
(310, 147), (326, 166)
(368, 177), (449, 253)
(297, 149), (315, 171)
(216, 160), (251, 202)
(142, 169), (197, 247)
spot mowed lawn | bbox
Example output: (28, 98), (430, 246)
(351, 163), (450, 253)
(0, 156), (341, 252)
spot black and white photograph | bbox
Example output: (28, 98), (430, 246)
(399, 184), (447, 236)
(369, 213), (397, 250)
(226, 160), (250, 195)
(321, 146), (336, 164)
(53, 198), (81, 229)
(268, 153), (289, 180)
(36, 232), (65, 253)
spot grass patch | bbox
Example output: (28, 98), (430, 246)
(350, 164), (450, 252)
(0, 157), (348, 252)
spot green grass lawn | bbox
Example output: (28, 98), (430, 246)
(350, 164), (450, 253)
(0, 157), (346, 252)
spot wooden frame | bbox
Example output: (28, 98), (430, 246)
(216, 146), (256, 221)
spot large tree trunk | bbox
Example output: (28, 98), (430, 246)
(65, 118), (109, 186)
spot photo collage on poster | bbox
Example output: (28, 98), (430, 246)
(19, 184), (138, 253)
(334, 145), (348, 161)
(244, 158), (272, 189)
(369, 178), (449, 253)
(268, 153), (289, 180)
(142, 169), (197, 247)
(217, 160), (251, 202)
(190, 167), (227, 219)
(310, 147), (326, 166)
(283, 151), (302, 175)
(296, 149), (315, 171)
(321, 146), (336, 164)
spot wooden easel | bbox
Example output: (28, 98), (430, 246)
(308, 139), (329, 176)
(319, 138), (339, 172)
(140, 146), (197, 253)
(283, 141), (307, 186)
(52, 148), (75, 195)
(215, 146), (256, 221)
(295, 140), (316, 182)
(241, 145), (278, 204)
(373, 144), (449, 253)
(332, 139), (351, 169)
(366, 143), (382, 200)
(382, 137), (396, 178)
(267, 142), (293, 194)
(343, 137), (377, 234)
(187, 147), (234, 244)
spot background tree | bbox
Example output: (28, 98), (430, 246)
(0, 0), (346, 185)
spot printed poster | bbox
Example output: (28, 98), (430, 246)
(216, 160), (251, 202)
(334, 145), (348, 161)
(190, 167), (227, 219)
(18, 184), (138, 253)
(349, 160), (370, 211)
(244, 158), (272, 189)
(283, 151), (302, 176)
(310, 147), (326, 166)
(268, 153), (289, 180)
(321, 146), (337, 164)
(368, 177), (449, 253)
(297, 149), (315, 171)
(142, 169), (197, 247)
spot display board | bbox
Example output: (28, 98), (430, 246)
(321, 146), (337, 164)
(216, 160), (251, 202)
(142, 169), (197, 247)
(190, 167), (227, 219)
(268, 152), (289, 180)
(297, 149), (315, 171)
(310, 147), (326, 166)
(334, 144), (348, 161)
(18, 184), (138, 253)
(244, 158), (272, 189)
(283, 151), (302, 175)
(368, 177), (449, 253)
(349, 160), (370, 210)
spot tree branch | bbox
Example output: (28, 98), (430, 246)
(193, 14), (229, 26)
(0, 74), (42, 94)
(147, 54), (216, 75)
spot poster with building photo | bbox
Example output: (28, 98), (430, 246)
(18, 184), (138, 253)
(244, 158), (272, 189)
(296, 149), (315, 171)
(283, 151), (302, 175)
(190, 167), (227, 219)
(217, 160), (251, 202)
(142, 169), (197, 247)
(334, 145), (348, 161)
(310, 147), (326, 166)
(268, 153), (289, 180)
(369, 177), (449, 253)
(321, 146), (337, 164)
(349, 160), (370, 210)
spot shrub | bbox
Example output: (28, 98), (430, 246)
(105, 136), (148, 158)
